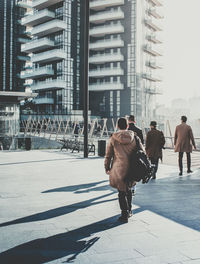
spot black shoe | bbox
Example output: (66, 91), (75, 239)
(118, 211), (128, 223)
(179, 172), (182, 176)
(118, 215), (128, 223)
(187, 170), (193, 173)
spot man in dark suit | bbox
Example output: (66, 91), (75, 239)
(128, 115), (144, 144)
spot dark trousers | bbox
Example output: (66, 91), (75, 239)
(150, 158), (159, 174)
(118, 189), (132, 213)
(178, 152), (191, 172)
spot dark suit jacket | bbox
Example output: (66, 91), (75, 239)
(128, 123), (144, 144)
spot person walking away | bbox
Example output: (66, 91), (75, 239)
(104, 118), (138, 223)
(145, 121), (165, 179)
(174, 116), (196, 176)
(128, 115), (144, 144)
(128, 115), (144, 195)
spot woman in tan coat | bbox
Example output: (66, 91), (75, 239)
(174, 116), (196, 175)
(104, 118), (137, 223)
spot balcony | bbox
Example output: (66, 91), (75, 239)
(148, 9), (164, 19)
(17, 55), (31, 61)
(20, 67), (54, 79)
(33, 96), (54, 104)
(21, 9), (55, 26)
(144, 45), (162, 56)
(32, 20), (67, 37)
(17, 0), (32, 8)
(145, 19), (162, 31)
(90, 0), (124, 10)
(21, 38), (55, 53)
(17, 38), (31, 44)
(142, 73), (162, 82)
(32, 49), (66, 63)
(90, 9), (124, 24)
(147, 35), (162, 44)
(145, 87), (163, 94)
(146, 61), (163, 69)
(89, 82), (124, 91)
(90, 39), (124, 50)
(31, 79), (66, 91)
(89, 68), (124, 77)
(90, 23), (124, 37)
(147, 0), (163, 7)
(89, 53), (124, 64)
(32, 0), (63, 10)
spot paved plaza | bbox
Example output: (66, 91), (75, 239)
(0, 149), (200, 264)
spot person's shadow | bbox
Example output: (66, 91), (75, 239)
(0, 215), (124, 264)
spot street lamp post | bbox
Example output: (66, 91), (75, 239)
(83, 0), (90, 158)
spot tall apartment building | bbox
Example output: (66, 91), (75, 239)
(20, 0), (83, 117)
(0, 0), (35, 143)
(0, 0), (31, 92)
(89, 0), (163, 126)
(21, 0), (163, 125)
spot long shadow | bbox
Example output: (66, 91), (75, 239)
(0, 192), (116, 227)
(42, 180), (110, 194)
(0, 215), (124, 264)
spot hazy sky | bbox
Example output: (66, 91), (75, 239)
(159, 0), (200, 106)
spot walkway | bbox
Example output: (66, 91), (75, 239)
(0, 149), (200, 264)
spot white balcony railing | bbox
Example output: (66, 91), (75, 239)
(18, 38), (31, 44)
(89, 54), (124, 64)
(148, 9), (164, 19)
(17, 0), (32, 8)
(33, 96), (54, 104)
(31, 79), (66, 91)
(89, 82), (124, 91)
(145, 87), (163, 94)
(147, 35), (162, 44)
(90, 9), (124, 24)
(147, 0), (163, 7)
(146, 61), (163, 69)
(21, 9), (55, 26)
(32, 0), (63, 10)
(21, 38), (54, 53)
(32, 20), (67, 37)
(32, 49), (66, 63)
(142, 73), (162, 82)
(145, 19), (162, 31)
(20, 67), (54, 79)
(90, 39), (124, 50)
(89, 68), (124, 77)
(144, 45), (162, 56)
(90, 0), (124, 10)
(90, 23), (124, 37)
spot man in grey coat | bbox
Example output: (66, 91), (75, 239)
(174, 116), (196, 175)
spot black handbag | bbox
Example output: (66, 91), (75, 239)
(127, 136), (155, 184)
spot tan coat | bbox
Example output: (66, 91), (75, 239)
(145, 129), (165, 160)
(174, 123), (196, 153)
(104, 130), (136, 192)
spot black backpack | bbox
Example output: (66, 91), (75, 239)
(126, 136), (155, 184)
